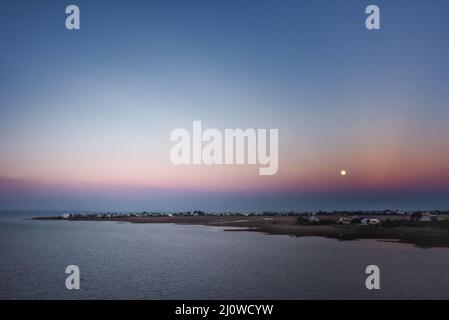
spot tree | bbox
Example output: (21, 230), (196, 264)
(411, 212), (423, 221)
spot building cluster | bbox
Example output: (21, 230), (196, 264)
(305, 211), (449, 225)
(60, 210), (449, 221)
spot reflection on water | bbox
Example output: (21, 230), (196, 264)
(1, 212), (449, 299)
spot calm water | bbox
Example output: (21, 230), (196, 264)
(1, 212), (449, 299)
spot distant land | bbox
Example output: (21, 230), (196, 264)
(34, 210), (449, 249)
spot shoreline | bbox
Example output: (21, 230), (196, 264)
(33, 215), (449, 249)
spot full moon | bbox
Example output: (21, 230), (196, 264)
(340, 170), (347, 176)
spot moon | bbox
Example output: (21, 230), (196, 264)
(340, 170), (347, 176)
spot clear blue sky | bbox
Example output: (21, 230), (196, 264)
(1, 0), (449, 211)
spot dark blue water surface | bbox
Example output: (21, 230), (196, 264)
(1, 212), (449, 299)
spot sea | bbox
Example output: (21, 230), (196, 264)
(1, 211), (449, 299)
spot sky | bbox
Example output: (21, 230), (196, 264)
(1, 0), (449, 211)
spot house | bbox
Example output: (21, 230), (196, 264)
(419, 213), (436, 222)
(308, 216), (320, 223)
(361, 218), (380, 225)
(338, 217), (352, 225)
(419, 216), (434, 222)
(61, 213), (70, 219)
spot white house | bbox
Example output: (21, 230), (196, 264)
(338, 217), (352, 225)
(361, 218), (380, 225)
(419, 216), (433, 222)
(308, 216), (320, 223)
